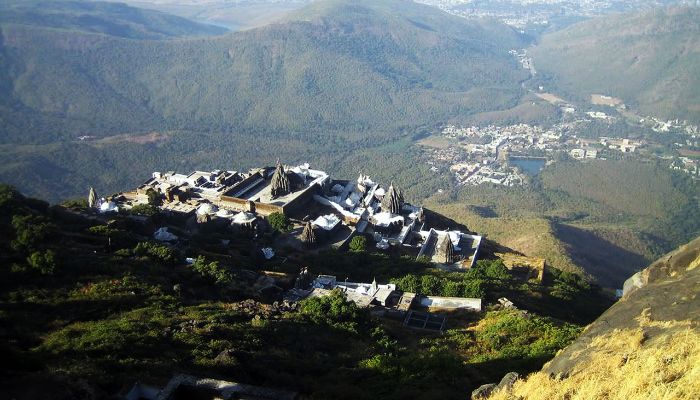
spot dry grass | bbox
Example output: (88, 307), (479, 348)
(488, 309), (700, 400)
(535, 93), (567, 104)
(590, 94), (623, 106)
(416, 135), (455, 149)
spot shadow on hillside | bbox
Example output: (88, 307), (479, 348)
(465, 354), (553, 391)
(553, 223), (651, 289)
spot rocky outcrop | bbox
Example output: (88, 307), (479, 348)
(622, 236), (700, 297)
(481, 236), (700, 400)
(542, 236), (700, 377)
(472, 373), (520, 399)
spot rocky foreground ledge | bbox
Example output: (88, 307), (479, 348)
(474, 236), (700, 400)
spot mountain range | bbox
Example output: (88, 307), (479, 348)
(0, 0), (699, 288)
(530, 7), (700, 123)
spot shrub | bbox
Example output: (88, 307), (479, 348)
(71, 275), (162, 300)
(461, 279), (486, 298)
(473, 310), (581, 361)
(420, 275), (443, 295)
(134, 241), (178, 264)
(11, 214), (56, 252)
(392, 273), (486, 298)
(129, 204), (159, 217)
(299, 289), (366, 333)
(113, 248), (132, 257)
(416, 255), (432, 265)
(349, 235), (367, 252)
(550, 270), (591, 301)
(88, 225), (117, 236)
(61, 198), (88, 209)
(267, 212), (290, 233)
(191, 256), (233, 285)
(26, 250), (57, 275)
(482, 259), (511, 280)
(391, 274), (420, 293)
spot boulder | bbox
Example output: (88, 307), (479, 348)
(471, 383), (497, 399)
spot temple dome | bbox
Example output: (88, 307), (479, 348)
(196, 203), (218, 215)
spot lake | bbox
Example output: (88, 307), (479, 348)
(510, 157), (546, 175)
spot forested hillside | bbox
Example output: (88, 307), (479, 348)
(530, 7), (700, 123)
(427, 160), (700, 288)
(1, 0), (527, 144)
(0, 0), (528, 201)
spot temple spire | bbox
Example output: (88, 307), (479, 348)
(381, 184), (403, 214)
(435, 233), (455, 264)
(88, 187), (98, 208)
(300, 221), (316, 245)
(271, 162), (290, 197)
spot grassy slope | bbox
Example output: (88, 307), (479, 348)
(530, 7), (700, 123)
(0, 186), (605, 399)
(426, 160), (699, 288)
(488, 237), (700, 400)
(489, 324), (699, 400)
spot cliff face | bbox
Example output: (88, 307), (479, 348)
(484, 236), (700, 400)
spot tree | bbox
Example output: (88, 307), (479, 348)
(267, 212), (290, 233)
(27, 250), (57, 275)
(349, 235), (367, 252)
(191, 255), (233, 285)
(134, 241), (178, 264)
(146, 189), (162, 206)
(390, 274), (420, 293)
(11, 214), (55, 252)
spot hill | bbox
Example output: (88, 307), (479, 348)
(0, 184), (611, 399)
(425, 160), (700, 289)
(0, 0), (228, 39)
(0, 0), (528, 202)
(93, 0), (312, 31)
(530, 7), (700, 123)
(482, 236), (700, 400)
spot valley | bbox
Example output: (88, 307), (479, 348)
(0, 1), (699, 398)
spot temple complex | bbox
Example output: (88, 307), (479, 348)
(104, 161), (482, 268)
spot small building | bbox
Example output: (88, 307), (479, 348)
(570, 148), (586, 159)
(419, 296), (482, 312)
(416, 229), (482, 269)
(220, 163), (330, 217)
(497, 253), (546, 282)
(585, 149), (598, 159)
